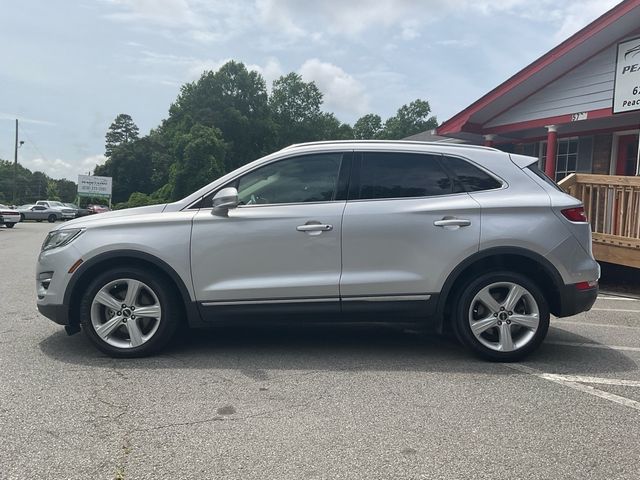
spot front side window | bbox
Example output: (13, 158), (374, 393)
(235, 153), (343, 205)
(357, 152), (452, 200)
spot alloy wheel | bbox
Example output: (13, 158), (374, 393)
(468, 281), (540, 352)
(90, 278), (162, 349)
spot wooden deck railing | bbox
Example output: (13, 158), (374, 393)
(558, 173), (640, 268)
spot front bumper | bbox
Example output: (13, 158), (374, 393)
(556, 283), (598, 317)
(37, 303), (69, 325)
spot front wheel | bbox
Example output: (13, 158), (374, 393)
(453, 271), (549, 362)
(79, 267), (182, 357)
(47, 214), (57, 223)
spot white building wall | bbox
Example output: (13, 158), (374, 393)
(485, 43), (619, 127)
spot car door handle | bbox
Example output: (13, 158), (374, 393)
(296, 223), (333, 232)
(433, 217), (471, 227)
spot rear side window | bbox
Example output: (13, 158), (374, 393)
(526, 163), (561, 191)
(357, 152), (452, 200)
(443, 156), (502, 192)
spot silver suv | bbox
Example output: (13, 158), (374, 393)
(36, 141), (599, 361)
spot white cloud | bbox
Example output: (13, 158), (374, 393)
(82, 154), (108, 170)
(19, 154), (106, 181)
(435, 38), (477, 48)
(22, 157), (73, 179)
(104, 0), (200, 28)
(0, 113), (56, 126)
(299, 59), (370, 117)
(255, 0), (306, 38)
(247, 58), (283, 90)
(552, 0), (620, 42)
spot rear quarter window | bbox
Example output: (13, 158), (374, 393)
(526, 164), (561, 191)
(443, 156), (502, 192)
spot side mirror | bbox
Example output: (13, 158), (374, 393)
(212, 187), (239, 216)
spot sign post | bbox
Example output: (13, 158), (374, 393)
(77, 175), (113, 207)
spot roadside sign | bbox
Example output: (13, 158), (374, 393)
(77, 175), (112, 198)
(613, 37), (640, 114)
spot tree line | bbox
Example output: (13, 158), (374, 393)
(0, 160), (77, 206)
(97, 61), (438, 208)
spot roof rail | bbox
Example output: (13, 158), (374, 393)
(280, 140), (499, 152)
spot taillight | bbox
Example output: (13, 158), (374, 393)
(575, 280), (598, 290)
(561, 206), (587, 222)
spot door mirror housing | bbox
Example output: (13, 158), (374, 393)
(212, 187), (239, 216)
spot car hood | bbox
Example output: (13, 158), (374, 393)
(56, 204), (167, 229)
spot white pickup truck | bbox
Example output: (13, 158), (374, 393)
(35, 201), (77, 220)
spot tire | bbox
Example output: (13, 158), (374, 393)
(79, 267), (182, 358)
(452, 271), (550, 362)
(47, 214), (57, 223)
(5, 223), (15, 228)
(19, 214), (25, 221)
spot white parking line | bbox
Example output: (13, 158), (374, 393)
(507, 364), (640, 412)
(590, 308), (640, 313)
(544, 374), (640, 388)
(597, 295), (640, 302)
(554, 320), (640, 329)
(546, 340), (640, 352)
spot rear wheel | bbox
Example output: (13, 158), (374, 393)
(47, 214), (57, 223)
(453, 271), (549, 361)
(80, 267), (182, 357)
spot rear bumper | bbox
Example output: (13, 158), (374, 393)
(1, 215), (20, 223)
(37, 303), (69, 325)
(555, 284), (598, 317)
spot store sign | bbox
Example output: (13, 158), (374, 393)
(613, 37), (640, 114)
(77, 175), (112, 197)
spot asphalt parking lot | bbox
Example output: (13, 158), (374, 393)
(2, 222), (640, 480)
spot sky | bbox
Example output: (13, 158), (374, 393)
(0, 0), (621, 181)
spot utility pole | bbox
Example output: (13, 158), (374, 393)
(13, 119), (18, 204)
(12, 119), (24, 204)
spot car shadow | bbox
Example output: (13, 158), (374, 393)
(38, 323), (638, 375)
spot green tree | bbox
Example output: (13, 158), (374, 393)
(379, 99), (438, 140)
(270, 72), (325, 148)
(168, 124), (226, 200)
(165, 61), (274, 171)
(105, 114), (140, 157)
(55, 179), (77, 202)
(96, 138), (154, 203)
(353, 114), (383, 139)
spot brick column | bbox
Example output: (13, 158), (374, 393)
(545, 125), (558, 179)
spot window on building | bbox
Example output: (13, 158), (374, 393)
(555, 138), (578, 181)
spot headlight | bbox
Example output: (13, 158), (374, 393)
(41, 228), (84, 251)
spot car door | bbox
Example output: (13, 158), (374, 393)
(31, 205), (47, 220)
(191, 152), (350, 320)
(340, 151), (482, 315)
